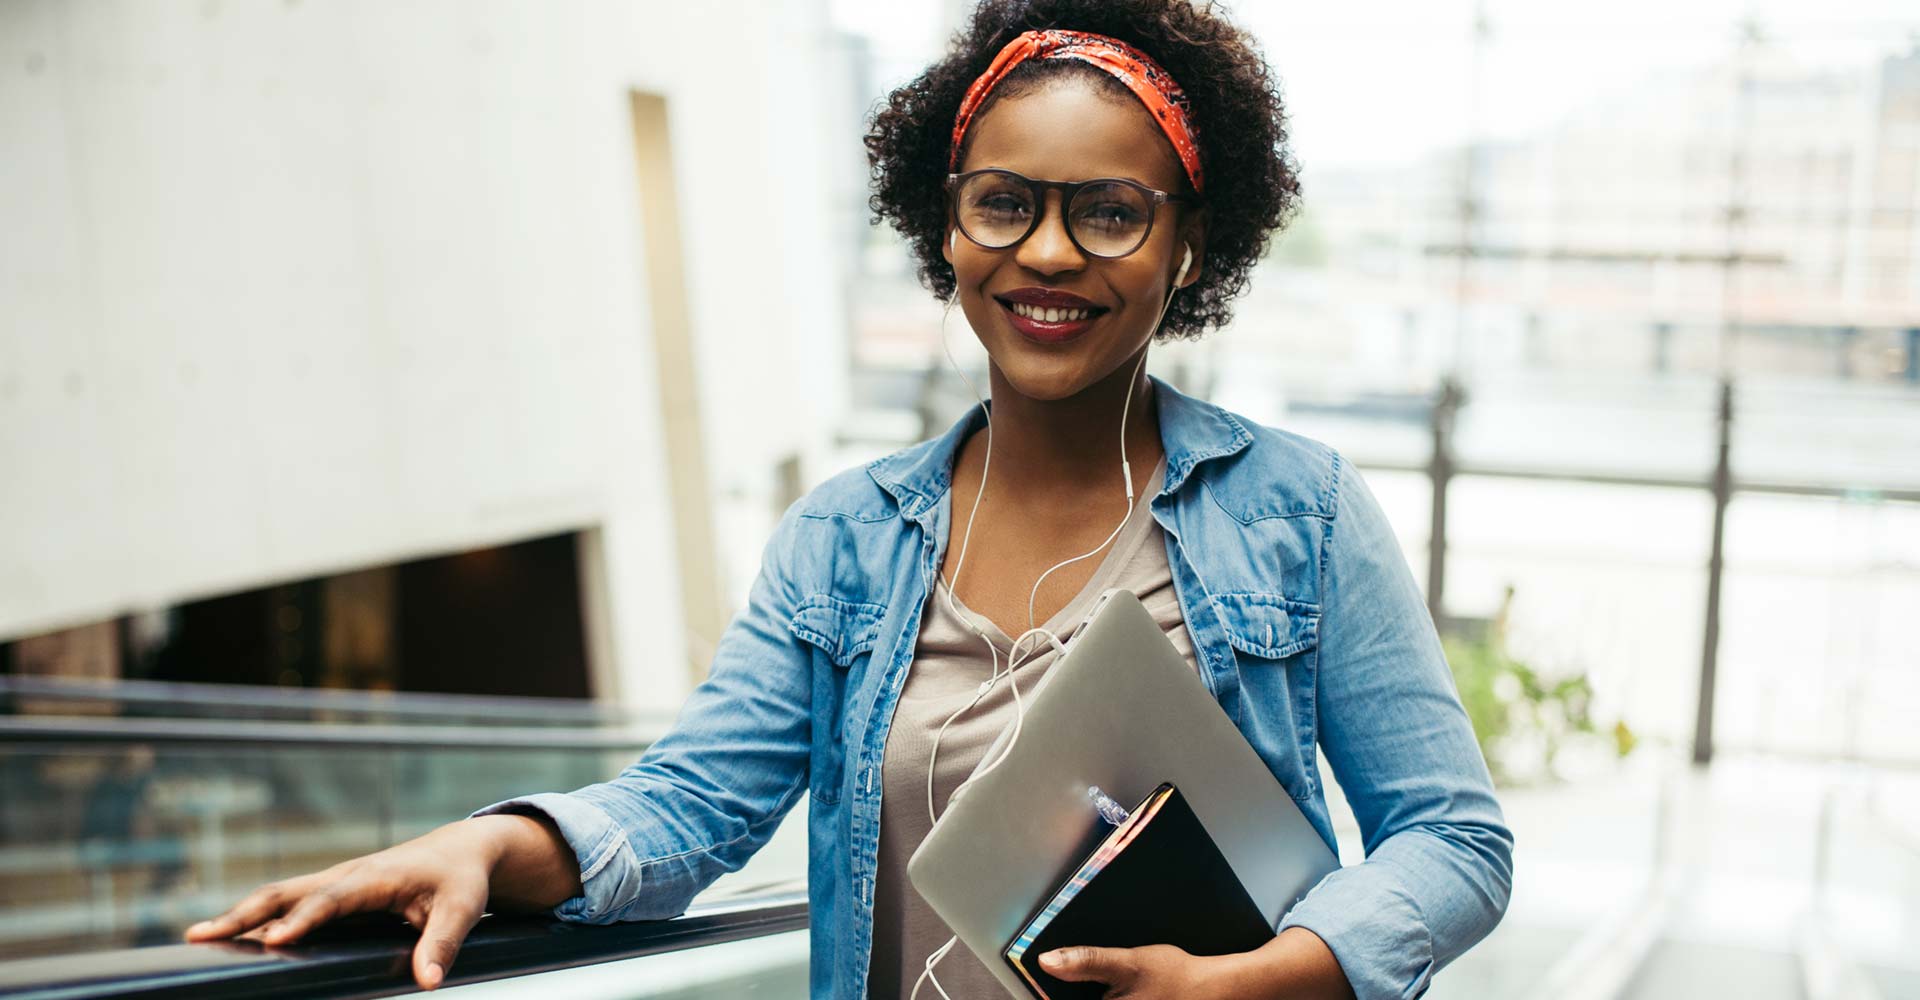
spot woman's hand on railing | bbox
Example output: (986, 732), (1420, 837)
(183, 813), (582, 991)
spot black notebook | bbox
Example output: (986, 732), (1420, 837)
(1002, 783), (1274, 1000)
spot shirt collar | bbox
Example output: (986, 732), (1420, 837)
(866, 374), (1253, 521)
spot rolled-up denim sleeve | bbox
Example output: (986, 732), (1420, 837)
(469, 792), (646, 923)
(1276, 453), (1515, 1000)
(471, 502), (816, 924)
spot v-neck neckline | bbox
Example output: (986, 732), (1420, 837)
(936, 453), (1167, 648)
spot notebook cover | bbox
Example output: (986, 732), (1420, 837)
(1003, 783), (1274, 1000)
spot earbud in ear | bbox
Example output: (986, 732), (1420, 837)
(950, 230), (959, 253)
(1176, 244), (1194, 285)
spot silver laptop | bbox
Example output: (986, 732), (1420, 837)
(906, 588), (1341, 999)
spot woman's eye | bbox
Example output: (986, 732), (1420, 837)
(1075, 201), (1144, 232)
(973, 195), (1031, 219)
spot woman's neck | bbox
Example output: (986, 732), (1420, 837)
(974, 352), (1164, 501)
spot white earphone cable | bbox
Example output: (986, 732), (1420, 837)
(913, 244), (1189, 995)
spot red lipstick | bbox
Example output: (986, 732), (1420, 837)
(995, 287), (1108, 344)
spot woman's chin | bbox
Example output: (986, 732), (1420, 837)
(992, 356), (1101, 402)
(976, 319), (1143, 403)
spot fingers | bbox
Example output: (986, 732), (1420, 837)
(260, 878), (377, 946)
(410, 886), (487, 991)
(186, 854), (492, 993)
(184, 880), (304, 942)
(1040, 945), (1137, 985)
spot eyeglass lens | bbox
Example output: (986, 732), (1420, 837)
(954, 172), (1155, 258)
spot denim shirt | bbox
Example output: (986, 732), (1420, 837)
(477, 375), (1513, 1000)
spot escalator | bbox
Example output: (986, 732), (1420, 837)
(0, 676), (812, 998)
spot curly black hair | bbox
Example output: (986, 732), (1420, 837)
(865, 0), (1298, 341)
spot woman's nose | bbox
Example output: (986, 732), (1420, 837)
(1013, 192), (1085, 276)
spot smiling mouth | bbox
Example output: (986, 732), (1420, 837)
(996, 298), (1107, 323)
(993, 296), (1110, 344)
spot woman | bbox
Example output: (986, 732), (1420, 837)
(187, 1), (1513, 998)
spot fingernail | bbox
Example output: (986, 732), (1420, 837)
(1039, 950), (1064, 968)
(186, 921), (210, 935)
(425, 962), (443, 989)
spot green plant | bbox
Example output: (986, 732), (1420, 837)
(1442, 627), (1633, 785)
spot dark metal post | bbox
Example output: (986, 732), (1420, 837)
(1905, 327), (1918, 385)
(1427, 379), (1463, 626)
(1693, 378), (1734, 767)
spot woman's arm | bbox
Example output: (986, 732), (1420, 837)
(1275, 452), (1515, 1000)
(468, 500), (820, 924)
(187, 501), (823, 987)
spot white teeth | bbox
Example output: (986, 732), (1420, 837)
(1008, 302), (1092, 322)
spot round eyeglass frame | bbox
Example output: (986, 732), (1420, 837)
(944, 168), (1198, 260)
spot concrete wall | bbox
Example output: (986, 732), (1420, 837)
(0, 0), (848, 712)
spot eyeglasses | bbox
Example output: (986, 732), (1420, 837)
(945, 168), (1196, 259)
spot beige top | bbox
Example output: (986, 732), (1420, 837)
(867, 455), (1196, 999)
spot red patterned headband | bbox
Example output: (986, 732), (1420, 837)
(948, 28), (1204, 194)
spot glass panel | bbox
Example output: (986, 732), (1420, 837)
(1719, 492), (1920, 762)
(1443, 474), (1713, 752)
(1448, 374), (1720, 483)
(1732, 379), (1920, 494)
(0, 740), (640, 961)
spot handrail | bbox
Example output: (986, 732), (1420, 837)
(0, 715), (663, 751)
(0, 676), (665, 726)
(1357, 458), (1920, 503)
(0, 889), (808, 1000)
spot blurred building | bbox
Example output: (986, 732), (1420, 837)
(0, 0), (853, 714)
(1273, 42), (1920, 382)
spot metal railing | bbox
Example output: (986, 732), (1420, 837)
(0, 675), (661, 728)
(0, 888), (807, 1000)
(1367, 375), (1920, 766)
(0, 715), (664, 751)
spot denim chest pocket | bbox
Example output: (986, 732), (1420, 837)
(1214, 592), (1322, 801)
(789, 594), (885, 805)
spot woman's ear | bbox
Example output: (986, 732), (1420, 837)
(1177, 212), (1209, 288)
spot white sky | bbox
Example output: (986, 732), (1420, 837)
(831, 0), (1920, 169)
